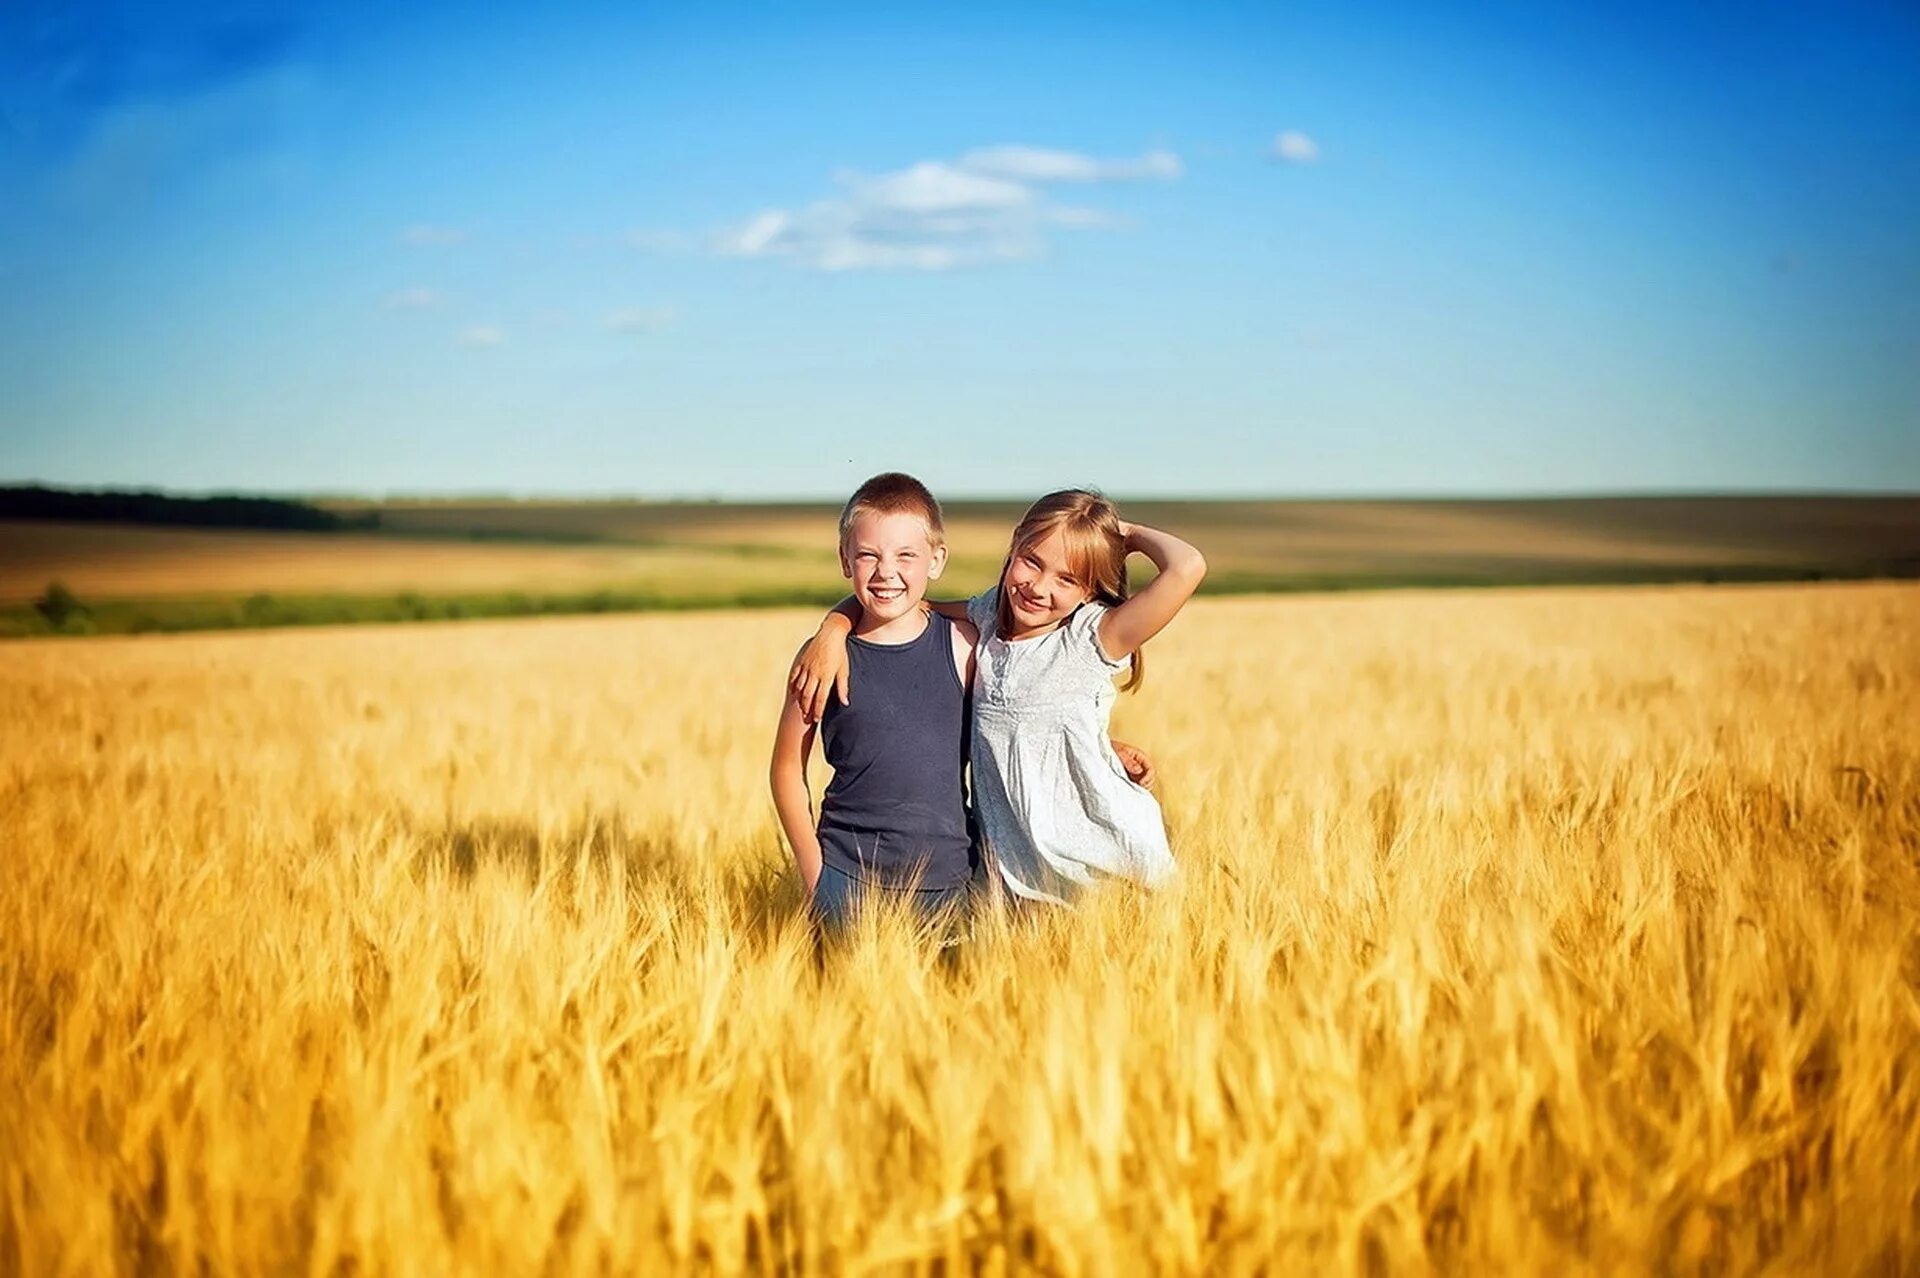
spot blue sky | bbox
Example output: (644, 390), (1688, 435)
(2, 0), (1916, 498)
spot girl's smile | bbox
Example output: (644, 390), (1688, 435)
(1001, 528), (1092, 639)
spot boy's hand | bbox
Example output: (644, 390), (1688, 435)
(789, 630), (852, 723)
(1111, 738), (1156, 789)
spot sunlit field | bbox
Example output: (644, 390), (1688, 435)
(4, 583), (1916, 1274)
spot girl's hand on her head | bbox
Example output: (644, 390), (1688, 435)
(1097, 522), (1207, 662)
(788, 631), (852, 723)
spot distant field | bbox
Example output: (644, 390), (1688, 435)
(4, 495), (1916, 636)
(0, 521), (840, 602)
(341, 493), (1920, 578)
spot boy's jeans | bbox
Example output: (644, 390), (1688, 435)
(810, 863), (974, 939)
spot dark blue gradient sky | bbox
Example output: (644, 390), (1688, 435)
(2, 1), (1915, 497)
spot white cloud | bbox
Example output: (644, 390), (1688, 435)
(861, 161), (1031, 213)
(1270, 131), (1320, 164)
(385, 286), (440, 310)
(959, 146), (1183, 183)
(456, 325), (505, 347)
(403, 224), (466, 246)
(717, 210), (792, 258)
(711, 145), (1179, 272)
(604, 306), (675, 334)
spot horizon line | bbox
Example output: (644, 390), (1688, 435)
(4, 479), (1919, 507)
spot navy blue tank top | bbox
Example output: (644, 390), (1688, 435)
(817, 611), (975, 890)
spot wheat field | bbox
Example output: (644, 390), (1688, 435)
(3, 583), (1917, 1274)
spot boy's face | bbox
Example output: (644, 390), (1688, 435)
(840, 510), (947, 625)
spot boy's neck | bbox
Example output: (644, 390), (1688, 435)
(854, 606), (930, 645)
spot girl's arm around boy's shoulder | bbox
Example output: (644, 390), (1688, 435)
(789, 596), (973, 722)
(1098, 522), (1207, 662)
(789, 599), (859, 723)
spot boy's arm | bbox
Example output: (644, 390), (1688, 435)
(1098, 523), (1207, 661)
(769, 693), (824, 893)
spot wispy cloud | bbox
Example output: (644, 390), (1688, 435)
(958, 145), (1182, 183)
(604, 306), (675, 334)
(53, 64), (316, 205)
(19, 16), (314, 205)
(456, 325), (504, 347)
(711, 145), (1178, 272)
(402, 224), (466, 247)
(29, 16), (307, 114)
(384, 286), (441, 310)
(1270, 130), (1320, 164)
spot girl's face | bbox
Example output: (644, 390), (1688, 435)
(1002, 527), (1092, 636)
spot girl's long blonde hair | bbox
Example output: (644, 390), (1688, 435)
(996, 489), (1144, 693)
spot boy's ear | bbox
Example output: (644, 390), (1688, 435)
(838, 544), (853, 579)
(928, 543), (949, 579)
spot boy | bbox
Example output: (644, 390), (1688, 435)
(769, 472), (978, 931)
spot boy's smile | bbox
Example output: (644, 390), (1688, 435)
(840, 510), (947, 639)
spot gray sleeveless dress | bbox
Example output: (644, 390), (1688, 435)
(966, 588), (1176, 904)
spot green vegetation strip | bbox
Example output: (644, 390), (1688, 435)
(2, 585), (854, 639)
(0, 484), (378, 531)
(6, 559), (1917, 639)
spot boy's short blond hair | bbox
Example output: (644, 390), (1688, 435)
(838, 472), (945, 550)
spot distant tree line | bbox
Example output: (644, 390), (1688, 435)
(0, 485), (379, 532)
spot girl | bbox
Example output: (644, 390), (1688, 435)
(790, 490), (1206, 906)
